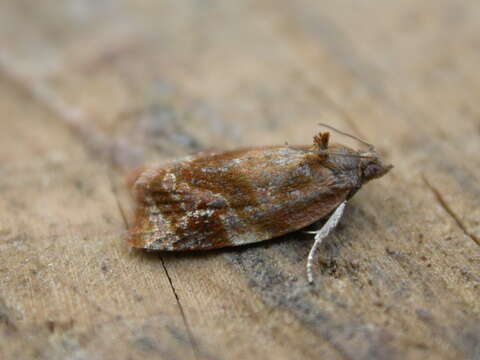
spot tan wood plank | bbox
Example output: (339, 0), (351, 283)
(0, 1), (479, 359)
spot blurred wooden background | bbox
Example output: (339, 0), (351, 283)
(1, 1), (479, 359)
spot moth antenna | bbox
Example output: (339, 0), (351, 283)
(318, 123), (375, 151)
(320, 151), (376, 160)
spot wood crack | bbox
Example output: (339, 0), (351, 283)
(423, 175), (480, 247)
(107, 171), (200, 360)
(160, 257), (200, 360)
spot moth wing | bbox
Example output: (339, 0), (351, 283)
(127, 165), (235, 250)
(127, 146), (353, 250)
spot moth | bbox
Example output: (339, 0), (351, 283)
(127, 124), (393, 283)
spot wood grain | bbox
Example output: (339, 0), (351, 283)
(0, 1), (479, 359)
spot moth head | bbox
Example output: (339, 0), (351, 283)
(315, 124), (393, 182)
(359, 151), (393, 183)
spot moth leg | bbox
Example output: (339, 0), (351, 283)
(306, 201), (346, 284)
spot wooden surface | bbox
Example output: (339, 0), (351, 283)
(1, 1), (479, 359)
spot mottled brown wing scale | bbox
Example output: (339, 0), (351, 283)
(127, 146), (353, 251)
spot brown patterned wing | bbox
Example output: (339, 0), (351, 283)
(127, 146), (353, 251)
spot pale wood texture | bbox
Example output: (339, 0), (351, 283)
(1, 1), (479, 359)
